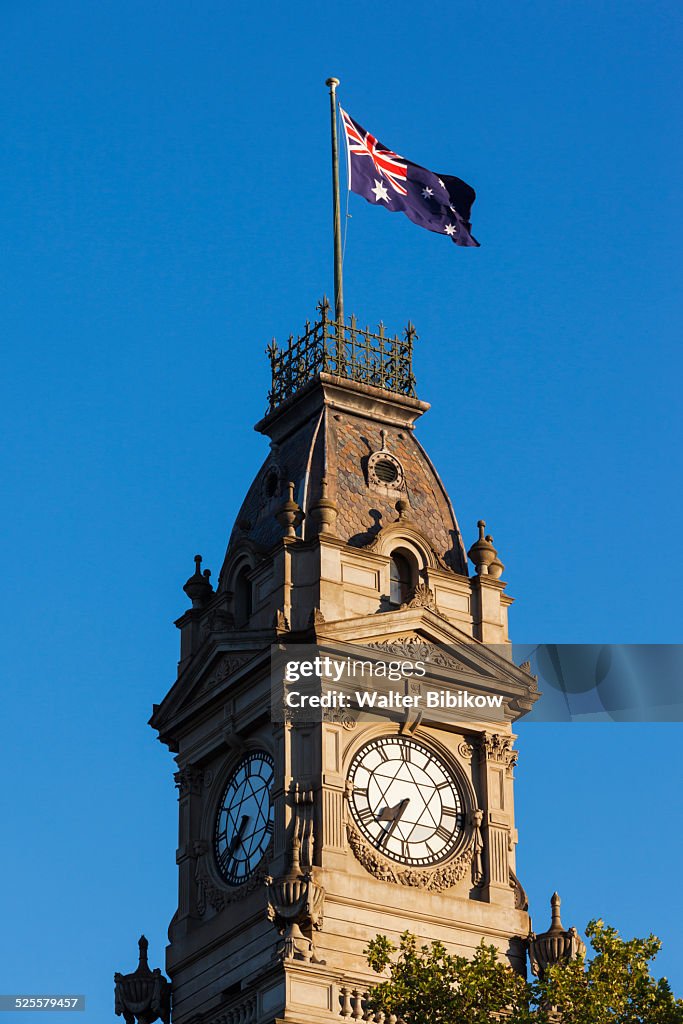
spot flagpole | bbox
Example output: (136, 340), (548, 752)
(325, 77), (344, 329)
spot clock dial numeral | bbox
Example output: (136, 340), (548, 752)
(357, 805), (375, 825)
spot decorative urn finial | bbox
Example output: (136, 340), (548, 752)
(528, 892), (586, 978)
(309, 476), (338, 536)
(183, 554), (214, 608)
(275, 481), (304, 538)
(467, 520), (499, 575)
(114, 934), (170, 1024)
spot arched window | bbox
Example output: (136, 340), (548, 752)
(389, 551), (413, 606)
(234, 567), (253, 627)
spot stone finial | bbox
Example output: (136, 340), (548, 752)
(183, 554), (214, 608)
(275, 481), (304, 538)
(266, 832), (326, 965)
(528, 892), (586, 978)
(309, 476), (338, 536)
(114, 935), (170, 1024)
(467, 520), (499, 576)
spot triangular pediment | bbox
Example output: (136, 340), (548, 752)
(313, 608), (538, 718)
(150, 638), (272, 740)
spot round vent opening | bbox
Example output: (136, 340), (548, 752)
(374, 458), (399, 483)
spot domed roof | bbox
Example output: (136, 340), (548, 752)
(219, 373), (467, 584)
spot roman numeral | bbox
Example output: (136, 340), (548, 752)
(435, 824), (452, 842)
(399, 744), (412, 763)
(358, 806), (374, 825)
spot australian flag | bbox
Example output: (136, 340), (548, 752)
(340, 107), (479, 247)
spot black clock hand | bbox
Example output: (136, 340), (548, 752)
(227, 814), (250, 856)
(376, 798), (410, 845)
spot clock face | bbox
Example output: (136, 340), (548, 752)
(348, 736), (464, 867)
(215, 751), (274, 886)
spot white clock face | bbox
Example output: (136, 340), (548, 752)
(348, 736), (464, 867)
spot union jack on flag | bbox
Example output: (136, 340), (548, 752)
(341, 108), (408, 197)
(339, 106), (479, 247)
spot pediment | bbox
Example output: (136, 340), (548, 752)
(150, 641), (271, 739)
(313, 608), (538, 716)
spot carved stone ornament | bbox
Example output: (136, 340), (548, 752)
(274, 609), (290, 633)
(470, 809), (484, 886)
(346, 820), (474, 891)
(114, 935), (170, 1024)
(308, 607), (326, 626)
(366, 636), (467, 671)
(202, 653), (251, 690)
(195, 853), (272, 915)
(290, 782), (315, 870)
(482, 733), (518, 773)
(266, 836), (326, 964)
(510, 868), (529, 911)
(400, 583), (437, 611)
(174, 766), (203, 798)
(529, 893), (586, 978)
(458, 740), (475, 760)
(322, 707), (357, 729)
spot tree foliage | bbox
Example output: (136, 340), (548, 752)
(364, 921), (683, 1024)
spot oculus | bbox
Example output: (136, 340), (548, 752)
(348, 735), (464, 867)
(215, 751), (274, 886)
(367, 449), (405, 490)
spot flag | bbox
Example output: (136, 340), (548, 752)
(339, 107), (479, 247)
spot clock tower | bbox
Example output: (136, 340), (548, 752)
(146, 300), (539, 1024)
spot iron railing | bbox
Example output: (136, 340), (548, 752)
(266, 298), (417, 411)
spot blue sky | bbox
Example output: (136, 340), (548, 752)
(1, 1), (682, 1019)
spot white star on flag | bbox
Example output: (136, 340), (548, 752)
(444, 223), (458, 236)
(421, 187), (434, 198)
(371, 179), (390, 203)
(438, 178), (446, 189)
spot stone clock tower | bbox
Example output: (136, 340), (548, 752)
(138, 301), (540, 1024)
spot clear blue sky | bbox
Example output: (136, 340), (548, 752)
(1, 2), (681, 1020)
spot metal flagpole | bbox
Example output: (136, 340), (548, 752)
(326, 77), (344, 330)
